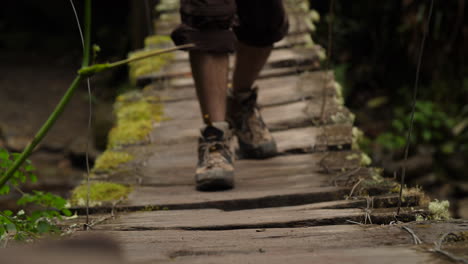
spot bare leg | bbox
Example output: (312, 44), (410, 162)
(189, 51), (229, 124)
(232, 41), (273, 93)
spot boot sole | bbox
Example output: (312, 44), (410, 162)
(238, 140), (278, 159)
(196, 169), (234, 191)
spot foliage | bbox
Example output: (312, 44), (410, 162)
(0, 148), (72, 242)
(376, 100), (460, 151)
(0, 149), (37, 195)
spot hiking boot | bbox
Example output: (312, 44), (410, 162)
(227, 87), (277, 159)
(195, 122), (235, 191)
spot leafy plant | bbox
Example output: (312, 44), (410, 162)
(0, 149), (37, 195)
(0, 148), (72, 242)
(376, 100), (459, 152)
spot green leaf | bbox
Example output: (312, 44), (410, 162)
(0, 149), (9, 161)
(37, 221), (51, 234)
(24, 164), (35, 172)
(0, 185), (10, 195)
(6, 222), (16, 232)
(3, 210), (13, 217)
(29, 173), (38, 183)
(422, 130), (432, 141)
(61, 209), (72, 217)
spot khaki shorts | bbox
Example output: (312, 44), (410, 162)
(171, 0), (289, 53)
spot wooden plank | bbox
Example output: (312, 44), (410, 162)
(1, 234), (125, 264)
(117, 185), (350, 211)
(82, 221), (468, 264)
(131, 247), (449, 264)
(159, 99), (312, 131)
(154, 49), (318, 78)
(94, 206), (420, 231)
(144, 70), (336, 106)
(149, 116), (351, 150)
(274, 124), (353, 153)
(145, 75), (304, 105)
(92, 149), (363, 186)
(140, 64), (318, 87)
(136, 49), (321, 86)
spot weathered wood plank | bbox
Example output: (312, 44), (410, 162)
(94, 206), (421, 231)
(144, 71), (337, 108)
(82, 221), (468, 264)
(134, 247), (450, 264)
(145, 75), (307, 105)
(144, 64), (319, 88)
(117, 185), (350, 211)
(159, 99), (313, 131)
(93, 149), (363, 186)
(274, 124), (353, 153)
(136, 48), (321, 86)
(151, 120), (351, 151)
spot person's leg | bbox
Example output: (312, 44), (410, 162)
(189, 51), (229, 124)
(232, 0), (289, 94)
(232, 42), (272, 94)
(227, 0), (289, 159)
(170, 0), (237, 191)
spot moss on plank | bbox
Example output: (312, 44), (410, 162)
(93, 151), (134, 173)
(107, 119), (153, 149)
(428, 199), (451, 220)
(107, 95), (164, 149)
(128, 35), (174, 84)
(70, 181), (132, 207)
(144, 35), (172, 48)
(115, 99), (164, 123)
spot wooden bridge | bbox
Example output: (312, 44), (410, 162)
(70, 0), (468, 263)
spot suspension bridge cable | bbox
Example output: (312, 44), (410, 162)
(397, 0), (435, 216)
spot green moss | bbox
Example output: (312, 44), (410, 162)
(352, 127), (365, 150)
(116, 90), (143, 102)
(333, 82), (345, 105)
(93, 151), (134, 173)
(416, 199), (451, 221)
(144, 35), (172, 48)
(128, 36), (175, 84)
(359, 153), (372, 166)
(107, 95), (164, 149)
(359, 168), (397, 191)
(309, 10), (320, 22)
(330, 110), (355, 124)
(156, 0), (179, 12)
(70, 181), (132, 207)
(346, 152), (372, 167)
(428, 199), (451, 220)
(107, 119), (153, 149)
(115, 100), (163, 123)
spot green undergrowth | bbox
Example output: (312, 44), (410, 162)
(128, 35), (174, 84)
(92, 151), (134, 173)
(70, 181), (132, 207)
(1, 148), (72, 242)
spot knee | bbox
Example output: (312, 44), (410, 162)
(171, 0), (237, 53)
